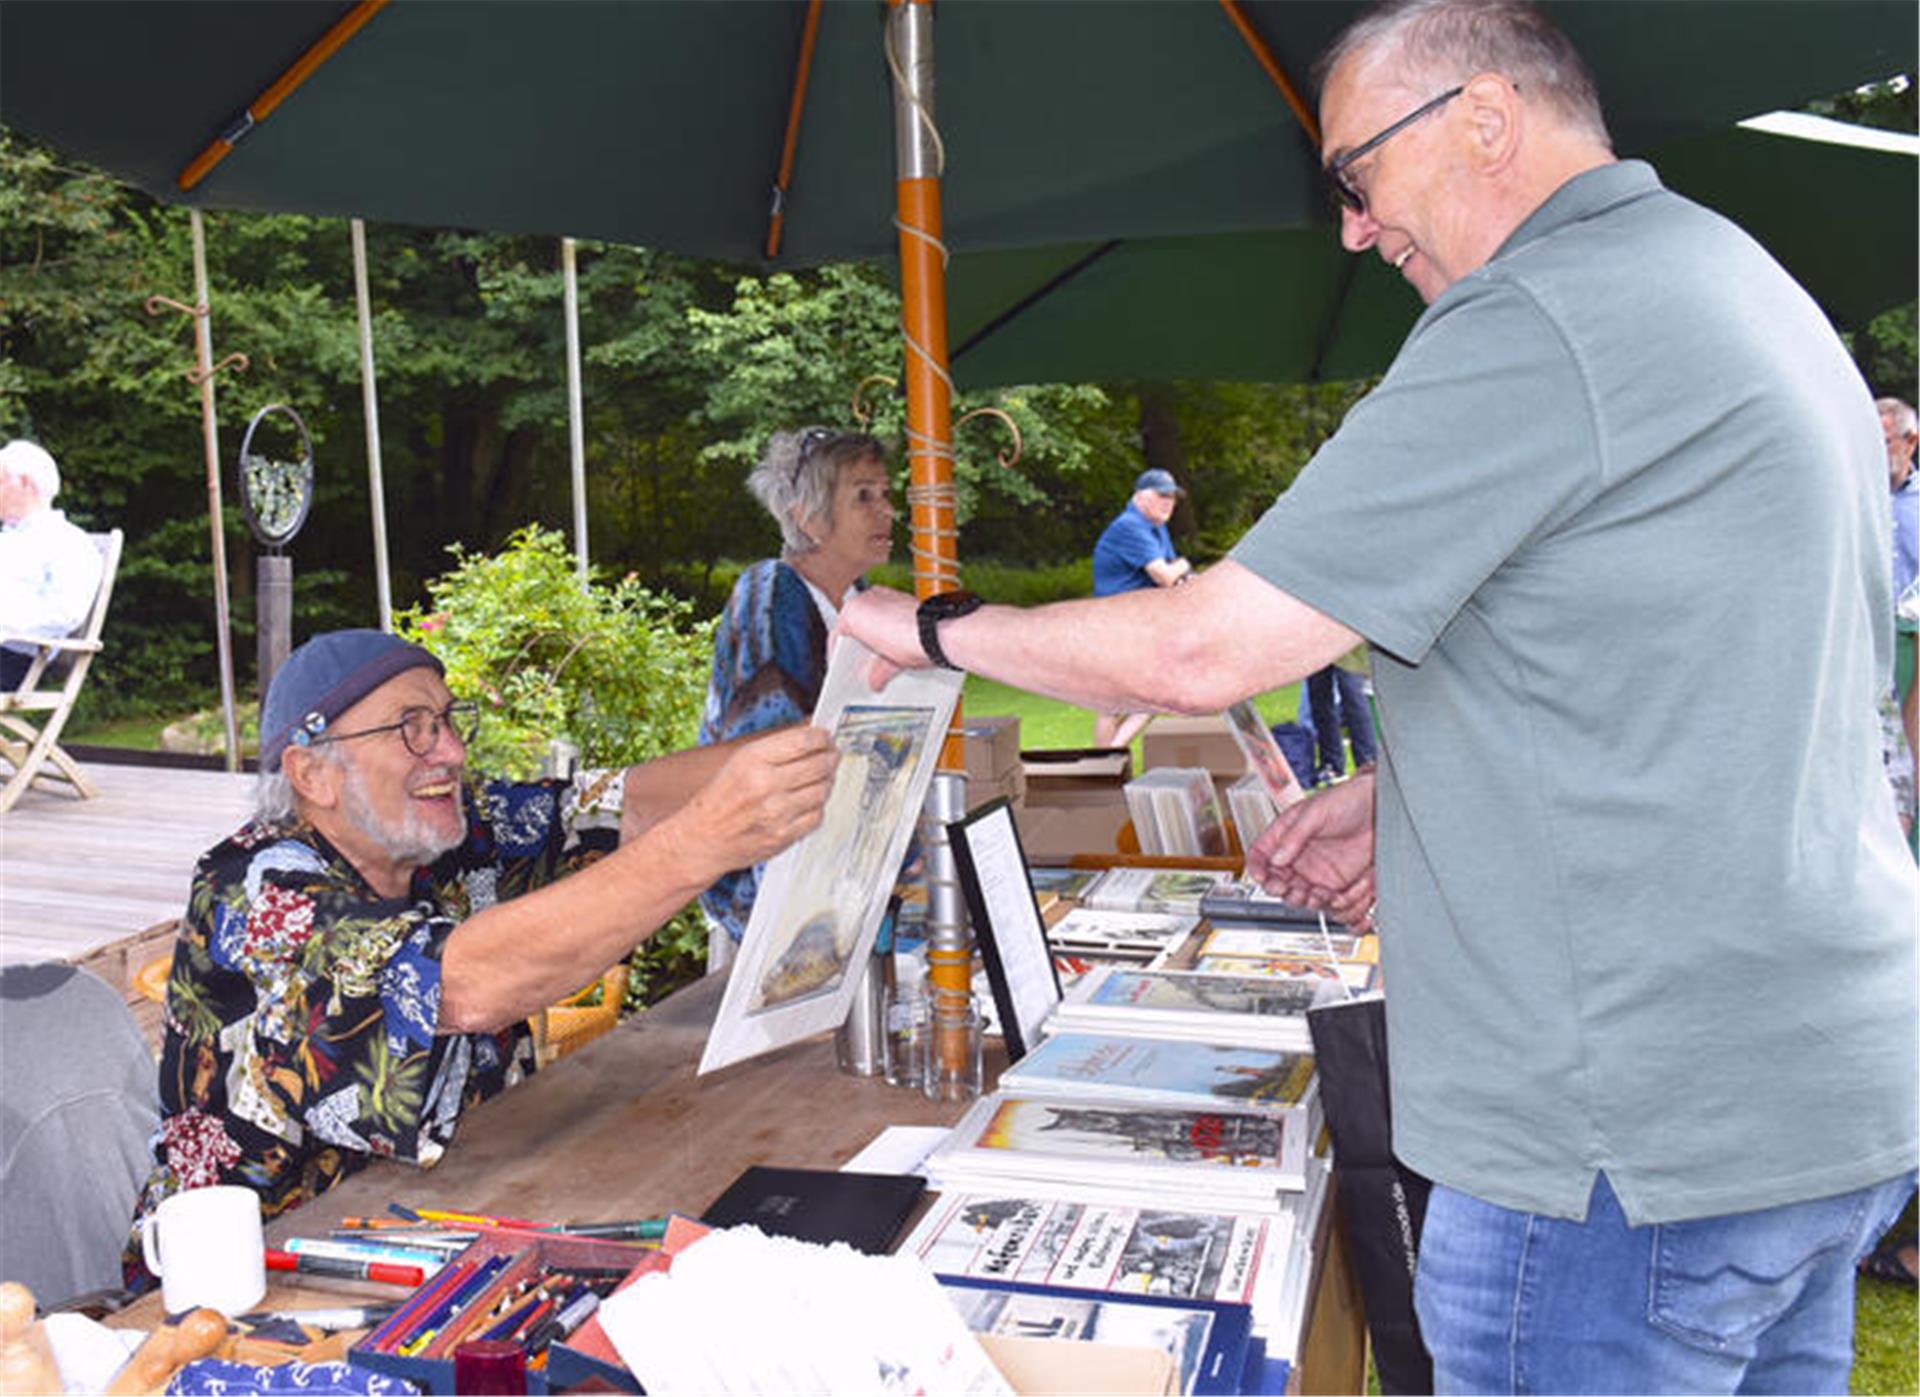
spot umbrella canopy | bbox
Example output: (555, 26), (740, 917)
(2, 1), (1912, 269)
(944, 112), (1920, 389)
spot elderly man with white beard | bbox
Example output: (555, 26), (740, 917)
(128, 629), (834, 1275)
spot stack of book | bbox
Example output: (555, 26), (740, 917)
(909, 1025), (1335, 1371)
(1123, 768), (1229, 857)
(1189, 925), (1377, 990)
(1045, 966), (1339, 1054)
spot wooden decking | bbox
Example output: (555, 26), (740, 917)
(0, 758), (252, 995)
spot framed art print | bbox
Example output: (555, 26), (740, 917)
(948, 797), (1062, 1062)
(699, 636), (962, 1074)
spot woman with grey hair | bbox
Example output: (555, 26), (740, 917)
(697, 426), (896, 954)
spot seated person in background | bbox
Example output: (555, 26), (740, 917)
(0, 440), (104, 691)
(697, 427), (896, 962)
(129, 629), (835, 1275)
(1090, 468), (1192, 749)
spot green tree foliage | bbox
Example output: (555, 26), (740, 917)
(394, 526), (713, 780)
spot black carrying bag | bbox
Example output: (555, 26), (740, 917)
(1307, 993), (1435, 1395)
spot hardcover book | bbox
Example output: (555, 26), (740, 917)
(1198, 877), (1339, 928)
(997, 1033), (1317, 1115)
(905, 1191), (1291, 1316)
(1083, 867), (1232, 917)
(925, 1092), (1310, 1200)
(699, 1166), (927, 1256)
(1197, 925), (1362, 960)
(1047, 967), (1339, 1053)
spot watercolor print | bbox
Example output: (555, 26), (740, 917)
(747, 704), (931, 1012)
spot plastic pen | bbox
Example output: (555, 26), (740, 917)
(265, 1248), (425, 1287)
(286, 1236), (452, 1269)
(239, 1304), (398, 1332)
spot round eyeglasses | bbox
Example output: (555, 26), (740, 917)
(305, 700), (479, 758)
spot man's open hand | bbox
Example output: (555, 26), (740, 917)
(1246, 771), (1378, 932)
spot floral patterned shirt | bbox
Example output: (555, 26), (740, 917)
(127, 775), (620, 1281)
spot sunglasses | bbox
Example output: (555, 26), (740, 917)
(791, 425), (845, 485)
(1325, 85), (1464, 216)
(303, 700), (479, 759)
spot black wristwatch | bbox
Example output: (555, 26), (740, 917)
(916, 590), (985, 670)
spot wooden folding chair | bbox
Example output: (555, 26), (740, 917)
(0, 529), (124, 816)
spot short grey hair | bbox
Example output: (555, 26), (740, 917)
(1877, 397), (1917, 436)
(747, 427), (888, 554)
(0, 440), (60, 502)
(1316, 0), (1611, 150)
(254, 740), (343, 824)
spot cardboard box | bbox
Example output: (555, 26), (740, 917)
(965, 762), (1026, 816)
(980, 1333), (1179, 1396)
(1015, 748), (1132, 861)
(1139, 715), (1248, 783)
(962, 715), (1022, 784)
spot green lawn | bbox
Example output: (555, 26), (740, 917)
(961, 674), (1310, 760)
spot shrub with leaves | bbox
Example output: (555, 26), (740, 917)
(396, 525), (720, 1006)
(396, 525), (714, 780)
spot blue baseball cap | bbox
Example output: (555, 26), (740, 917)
(260, 629), (444, 772)
(1134, 468), (1185, 497)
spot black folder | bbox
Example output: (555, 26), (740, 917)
(699, 1165), (927, 1255)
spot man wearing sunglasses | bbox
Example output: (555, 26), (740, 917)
(130, 629), (835, 1256)
(842, 0), (1914, 1389)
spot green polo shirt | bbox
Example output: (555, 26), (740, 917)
(1232, 161), (1916, 1225)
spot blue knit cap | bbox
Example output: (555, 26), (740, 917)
(260, 629), (444, 772)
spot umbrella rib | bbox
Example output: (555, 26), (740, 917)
(1307, 250), (1362, 385)
(177, 0), (392, 192)
(765, 0), (827, 260)
(950, 241), (1126, 366)
(1217, 0), (1321, 149)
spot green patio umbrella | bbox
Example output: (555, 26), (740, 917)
(2, 1), (1912, 268)
(943, 111), (1920, 389)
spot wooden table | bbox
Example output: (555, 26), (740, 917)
(113, 971), (1365, 1392)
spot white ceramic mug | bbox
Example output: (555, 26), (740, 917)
(139, 1184), (266, 1316)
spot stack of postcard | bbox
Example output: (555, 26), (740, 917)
(1224, 773), (1279, 852)
(1082, 867), (1233, 917)
(1123, 768), (1230, 857)
(1043, 966), (1339, 1054)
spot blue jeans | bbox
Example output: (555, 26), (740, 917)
(1415, 1170), (1917, 1395)
(1305, 665), (1376, 777)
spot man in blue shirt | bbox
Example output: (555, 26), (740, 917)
(1089, 468), (1191, 746)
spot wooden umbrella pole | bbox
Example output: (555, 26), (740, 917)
(887, 0), (973, 1081)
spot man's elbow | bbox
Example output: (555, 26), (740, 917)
(437, 978), (517, 1036)
(1137, 628), (1242, 715)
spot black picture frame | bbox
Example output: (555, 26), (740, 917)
(948, 797), (1062, 1062)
